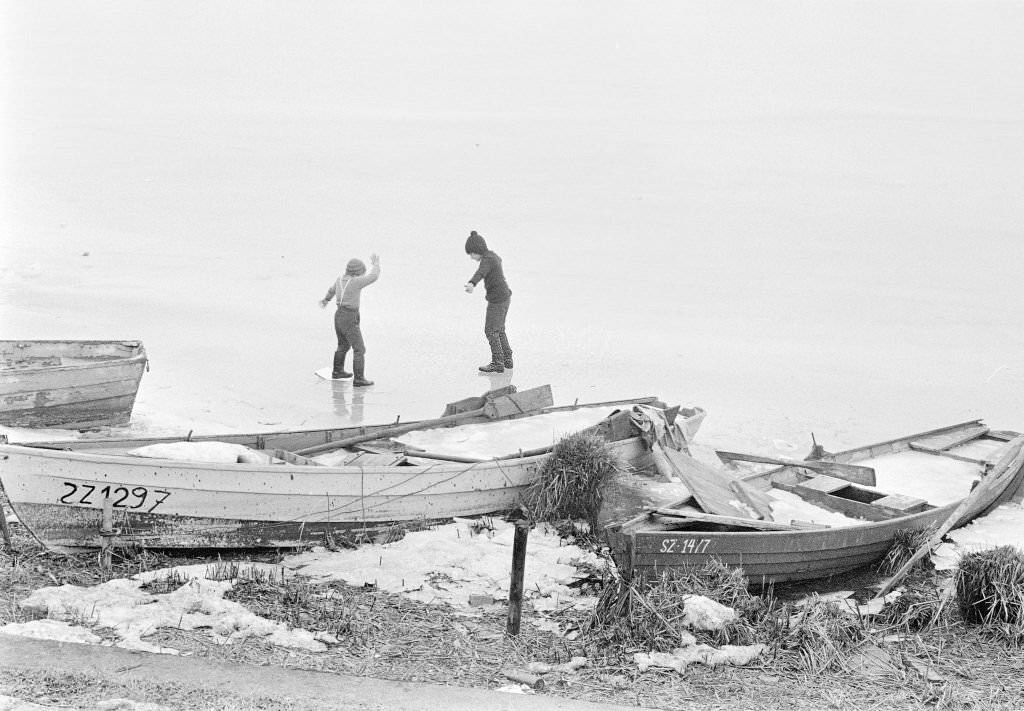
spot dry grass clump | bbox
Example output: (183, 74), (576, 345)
(583, 559), (766, 651)
(874, 581), (945, 632)
(955, 545), (1024, 644)
(226, 576), (378, 646)
(876, 527), (935, 576)
(581, 560), (873, 675)
(779, 595), (867, 672)
(522, 431), (624, 530)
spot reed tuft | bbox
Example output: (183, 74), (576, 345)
(522, 431), (624, 530)
(876, 527), (934, 576)
(955, 545), (1024, 643)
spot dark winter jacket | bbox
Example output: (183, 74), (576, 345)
(465, 232), (511, 303)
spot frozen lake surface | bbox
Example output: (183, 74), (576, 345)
(2, 1), (1022, 551)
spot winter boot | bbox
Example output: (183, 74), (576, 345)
(352, 353), (374, 387)
(498, 332), (513, 369)
(479, 333), (505, 373)
(332, 350), (352, 379)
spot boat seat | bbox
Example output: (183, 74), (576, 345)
(797, 475), (850, 494)
(260, 449), (323, 466)
(871, 493), (929, 514)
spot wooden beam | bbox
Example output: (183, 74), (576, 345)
(649, 507), (805, 531)
(910, 425), (990, 452)
(936, 426), (990, 450)
(295, 385), (554, 456)
(716, 450), (876, 486)
(907, 444), (991, 465)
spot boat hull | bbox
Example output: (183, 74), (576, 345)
(0, 341), (148, 429)
(608, 425), (1024, 585)
(0, 438), (649, 551)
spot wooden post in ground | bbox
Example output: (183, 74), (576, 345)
(506, 521), (530, 636)
(100, 497), (113, 570)
(0, 504), (13, 553)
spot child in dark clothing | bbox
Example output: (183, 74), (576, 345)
(463, 230), (513, 373)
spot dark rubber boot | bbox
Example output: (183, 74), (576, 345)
(480, 332), (505, 373)
(332, 350), (352, 379)
(353, 353), (373, 387)
(499, 332), (513, 369)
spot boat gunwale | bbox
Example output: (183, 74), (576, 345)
(825, 419), (988, 459)
(0, 340), (147, 373)
(16, 397), (700, 451)
(0, 438), (567, 475)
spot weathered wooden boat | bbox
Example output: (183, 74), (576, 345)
(0, 391), (705, 551)
(0, 340), (148, 429)
(607, 420), (1024, 586)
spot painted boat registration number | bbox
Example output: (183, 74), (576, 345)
(659, 538), (711, 554)
(59, 482), (171, 513)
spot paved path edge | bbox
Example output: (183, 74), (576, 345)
(0, 633), (651, 711)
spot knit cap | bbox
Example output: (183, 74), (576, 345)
(465, 230), (488, 255)
(345, 258), (366, 276)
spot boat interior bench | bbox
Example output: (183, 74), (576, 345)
(780, 474), (931, 521)
(257, 448), (410, 467)
(258, 449), (323, 466)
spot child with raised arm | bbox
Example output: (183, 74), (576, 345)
(320, 254), (380, 386)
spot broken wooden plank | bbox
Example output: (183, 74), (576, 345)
(662, 447), (765, 520)
(615, 495), (698, 530)
(728, 479), (774, 520)
(649, 507), (802, 531)
(716, 450), (876, 486)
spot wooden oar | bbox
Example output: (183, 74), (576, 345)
(295, 384), (554, 456)
(716, 450), (877, 486)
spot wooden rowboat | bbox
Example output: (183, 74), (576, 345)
(607, 420), (1024, 586)
(0, 394), (705, 552)
(0, 340), (148, 429)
